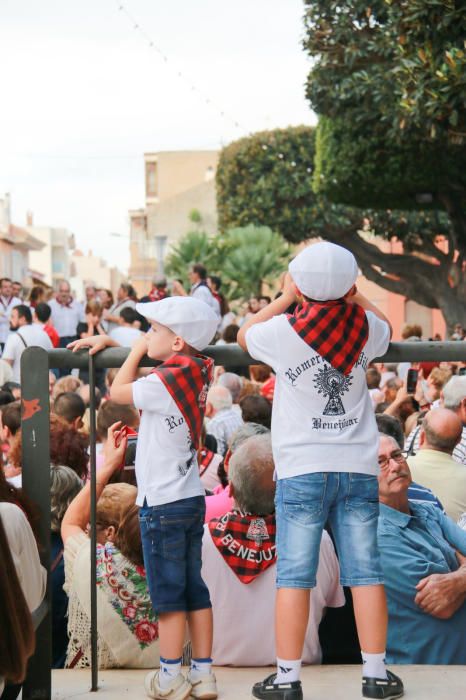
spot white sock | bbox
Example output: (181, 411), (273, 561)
(361, 651), (388, 679)
(275, 657), (302, 684)
(159, 656), (182, 689)
(190, 657), (212, 680)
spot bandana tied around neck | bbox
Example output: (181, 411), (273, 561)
(209, 511), (276, 584)
(287, 300), (369, 376)
(151, 353), (214, 447)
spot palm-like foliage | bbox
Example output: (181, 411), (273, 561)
(165, 230), (224, 286)
(221, 225), (290, 300)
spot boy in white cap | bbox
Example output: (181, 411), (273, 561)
(69, 296), (219, 700)
(238, 241), (404, 700)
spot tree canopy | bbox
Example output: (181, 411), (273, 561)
(304, 1), (466, 233)
(216, 125), (466, 330)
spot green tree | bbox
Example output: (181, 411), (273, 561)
(302, 0), (466, 330)
(216, 126), (466, 330)
(220, 225), (290, 300)
(164, 230), (223, 286)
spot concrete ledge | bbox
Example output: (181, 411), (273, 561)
(52, 665), (466, 699)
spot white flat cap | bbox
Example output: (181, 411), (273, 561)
(136, 296), (218, 351)
(289, 241), (358, 301)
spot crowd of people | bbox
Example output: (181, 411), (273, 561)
(1, 252), (466, 700)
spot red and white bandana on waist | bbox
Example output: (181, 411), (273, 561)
(287, 299), (369, 376)
(208, 511), (276, 584)
(151, 353), (214, 447)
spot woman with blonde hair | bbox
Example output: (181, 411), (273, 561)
(61, 423), (159, 669)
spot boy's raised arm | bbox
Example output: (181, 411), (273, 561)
(110, 336), (149, 405)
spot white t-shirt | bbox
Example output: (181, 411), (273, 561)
(48, 298), (84, 337)
(132, 373), (205, 506)
(191, 284), (220, 317)
(2, 323), (53, 382)
(0, 502), (47, 612)
(109, 326), (142, 347)
(245, 311), (390, 478)
(201, 527), (344, 666)
(0, 295), (22, 344)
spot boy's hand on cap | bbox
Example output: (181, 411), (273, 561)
(282, 272), (298, 302)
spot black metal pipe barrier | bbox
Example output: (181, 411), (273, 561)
(20, 341), (466, 697)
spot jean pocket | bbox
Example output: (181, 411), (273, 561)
(346, 473), (379, 522)
(160, 515), (192, 562)
(282, 474), (326, 525)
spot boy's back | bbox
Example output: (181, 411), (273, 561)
(246, 309), (390, 477)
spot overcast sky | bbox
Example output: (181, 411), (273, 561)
(0, 0), (315, 271)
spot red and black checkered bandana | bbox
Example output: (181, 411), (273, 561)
(208, 511), (276, 584)
(152, 353), (214, 447)
(288, 300), (368, 376)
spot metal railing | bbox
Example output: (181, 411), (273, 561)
(20, 341), (466, 698)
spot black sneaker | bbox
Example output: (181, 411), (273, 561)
(362, 670), (404, 699)
(251, 673), (303, 700)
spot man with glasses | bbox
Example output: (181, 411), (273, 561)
(377, 434), (466, 664)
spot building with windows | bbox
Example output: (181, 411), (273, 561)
(0, 194), (45, 286)
(129, 150), (218, 296)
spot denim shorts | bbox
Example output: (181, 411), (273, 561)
(275, 472), (384, 588)
(139, 496), (212, 614)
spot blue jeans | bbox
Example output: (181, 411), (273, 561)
(139, 496), (211, 614)
(276, 472), (383, 588)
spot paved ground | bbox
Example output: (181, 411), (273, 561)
(52, 665), (466, 699)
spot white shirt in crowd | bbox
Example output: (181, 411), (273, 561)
(2, 323), (53, 382)
(0, 295), (22, 344)
(48, 298), (84, 338)
(0, 502), (47, 612)
(245, 311), (391, 478)
(191, 283), (220, 317)
(106, 298), (136, 333)
(202, 528), (344, 665)
(132, 373), (205, 507)
(109, 326), (142, 347)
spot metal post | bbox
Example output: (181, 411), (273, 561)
(88, 352), (99, 691)
(21, 347), (52, 700)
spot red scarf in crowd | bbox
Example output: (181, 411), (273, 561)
(288, 299), (368, 375)
(149, 288), (168, 302)
(151, 353), (214, 447)
(209, 511), (276, 584)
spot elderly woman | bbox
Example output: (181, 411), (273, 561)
(50, 466), (83, 668)
(61, 423), (159, 669)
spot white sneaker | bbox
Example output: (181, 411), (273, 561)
(187, 671), (218, 699)
(144, 670), (192, 700)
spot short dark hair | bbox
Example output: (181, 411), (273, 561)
(97, 400), (140, 440)
(53, 392), (86, 424)
(0, 277), (12, 285)
(375, 414), (405, 449)
(0, 390), (15, 407)
(192, 263), (207, 280)
(34, 302), (51, 324)
(1, 401), (22, 436)
(366, 367), (381, 389)
(209, 275), (221, 290)
(240, 395), (272, 429)
(14, 305), (32, 324)
(222, 324), (239, 344)
(120, 307), (139, 325)
(259, 295), (271, 304)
